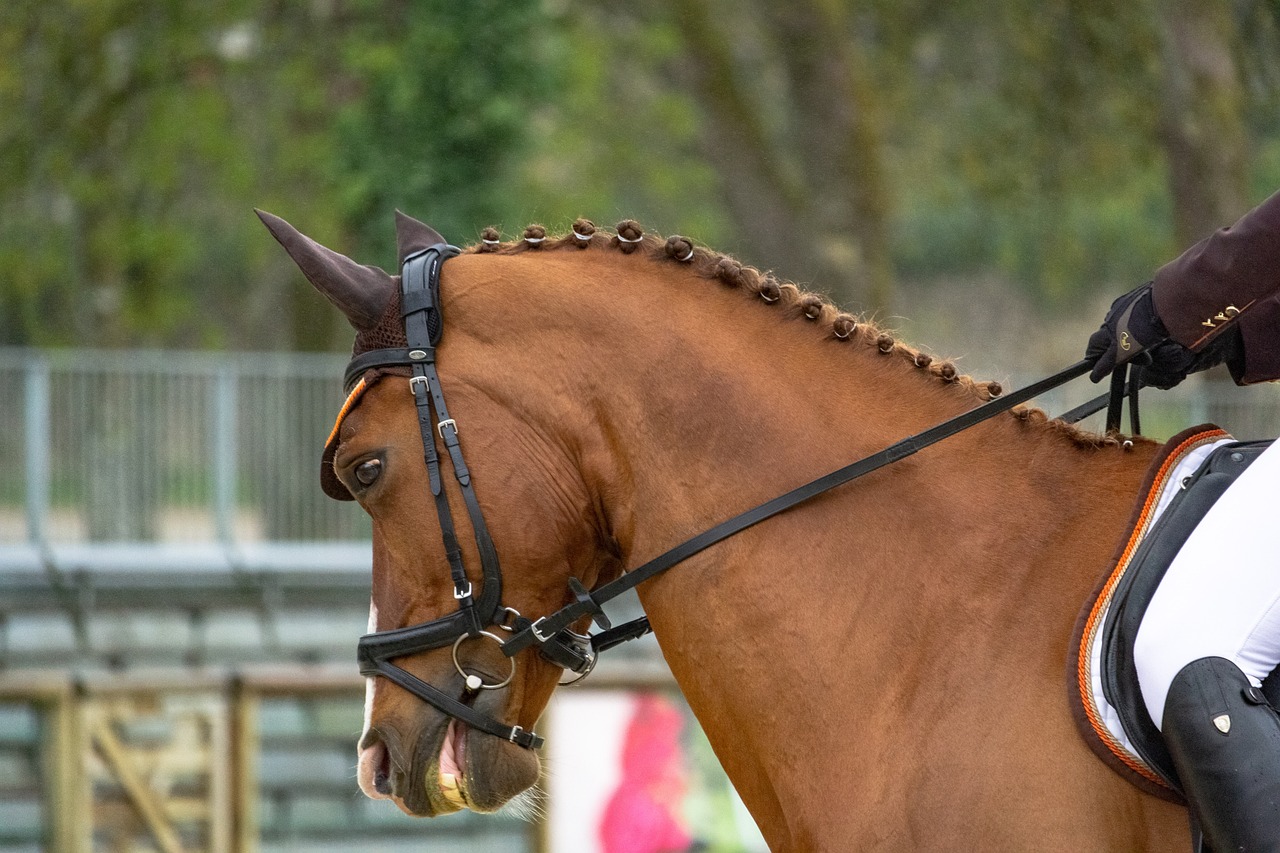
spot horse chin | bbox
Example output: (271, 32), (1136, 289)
(391, 713), (541, 817)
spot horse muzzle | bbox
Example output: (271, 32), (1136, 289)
(359, 691), (540, 816)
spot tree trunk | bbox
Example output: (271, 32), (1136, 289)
(670, 0), (896, 311)
(1156, 0), (1248, 246)
(1156, 0), (1249, 430)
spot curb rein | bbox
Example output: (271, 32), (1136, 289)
(352, 244), (1143, 750)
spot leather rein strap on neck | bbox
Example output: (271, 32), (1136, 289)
(350, 243), (1136, 751)
(500, 358), (1100, 660)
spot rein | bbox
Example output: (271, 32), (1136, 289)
(501, 358), (1098, 660)
(351, 244), (1137, 750)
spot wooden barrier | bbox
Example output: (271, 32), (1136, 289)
(0, 665), (545, 852)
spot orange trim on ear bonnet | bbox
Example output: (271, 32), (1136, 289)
(320, 377), (369, 501)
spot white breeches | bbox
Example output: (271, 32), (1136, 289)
(1136, 438), (1280, 730)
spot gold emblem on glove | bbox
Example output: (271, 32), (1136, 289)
(1119, 331), (1131, 351)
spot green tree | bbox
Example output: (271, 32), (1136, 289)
(609, 0), (898, 311)
(331, 0), (553, 261)
(1156, 0), (1249, 246)
(3, 0), (1279, 348)
(0, 0), (556, 351)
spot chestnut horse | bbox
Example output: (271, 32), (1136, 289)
(261, 211), (1187, 850)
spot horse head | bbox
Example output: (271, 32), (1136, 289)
(259, 210), (623, 816)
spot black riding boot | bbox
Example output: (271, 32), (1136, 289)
(1162, 656), (1280, 852)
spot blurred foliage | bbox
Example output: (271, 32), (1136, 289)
(878, 0), (1172, 296)
(0, 0), (553, 350)
(1, 0), (1278, 349)
(331, 0), (552, 262)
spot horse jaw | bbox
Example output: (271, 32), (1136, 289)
(359, 697), (541, 817)
(255, 208), (395, 331)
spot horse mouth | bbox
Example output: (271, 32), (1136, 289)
(437, 718), (470, 810)
(362, 684), (541, 816)
(360, 717), (473, 816)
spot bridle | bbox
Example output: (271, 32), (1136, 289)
(349, 242), (1145, 751)
(350, 244), (599, 750)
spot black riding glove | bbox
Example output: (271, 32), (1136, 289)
(1085, 282), (1240, 389)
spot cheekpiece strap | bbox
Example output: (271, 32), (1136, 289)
(355, 243), (542, 748)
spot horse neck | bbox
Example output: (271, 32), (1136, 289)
(448, 249), (1152, 620)
(449, 251), (1160, 841)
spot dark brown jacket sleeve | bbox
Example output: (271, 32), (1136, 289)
(1152, 190), (1280, 384)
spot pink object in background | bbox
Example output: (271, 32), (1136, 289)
(598, 694), (694, 853)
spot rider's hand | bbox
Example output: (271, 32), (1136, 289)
(1085, 282), (1239, 389)
(1086, 283), (1168, 381)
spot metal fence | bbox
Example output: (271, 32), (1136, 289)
(0, 348), (370, 568)
(5, 349), (1280, 558)
(0, 671), (541, 853)
(0, 348), (529, 851)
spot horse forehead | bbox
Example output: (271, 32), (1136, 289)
(342, 379), (413, 437)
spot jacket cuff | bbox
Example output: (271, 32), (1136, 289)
(1232, 296), (1280, 384)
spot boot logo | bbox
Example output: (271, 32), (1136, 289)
(1213, 714), (1231, 734)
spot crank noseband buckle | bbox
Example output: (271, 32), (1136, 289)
(556, 632), (598, 685)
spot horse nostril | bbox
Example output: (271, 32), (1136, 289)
(359, 729), (397, 800)
(374, 747), (392, 795)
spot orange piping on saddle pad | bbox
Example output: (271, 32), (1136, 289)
(1074, 426), (1230, 791)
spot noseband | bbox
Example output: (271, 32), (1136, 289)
(349, 240), (1125, 752)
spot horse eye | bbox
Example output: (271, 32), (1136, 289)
(355, 459), (383, 486)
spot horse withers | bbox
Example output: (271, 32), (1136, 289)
(260, 210), (1186, 851)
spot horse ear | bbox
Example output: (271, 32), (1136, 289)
(255, 209), (395, 332)
(395, 210), (448, 267)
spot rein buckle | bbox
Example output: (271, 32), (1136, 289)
(530, 616), (554, 644)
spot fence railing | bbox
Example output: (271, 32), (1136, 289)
(0, 348), (370, 575)
(3, 348), (1279, 572)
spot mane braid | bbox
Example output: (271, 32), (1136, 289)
(462, 222), (1129, 450)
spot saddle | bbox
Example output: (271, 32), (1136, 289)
(1069, 425), (1278, 803)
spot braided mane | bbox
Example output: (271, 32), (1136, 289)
(382, 219), (1123, 450)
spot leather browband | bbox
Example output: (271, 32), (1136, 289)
(344, 348), (426, 393)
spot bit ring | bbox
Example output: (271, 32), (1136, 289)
(452, 631), (515, 691)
